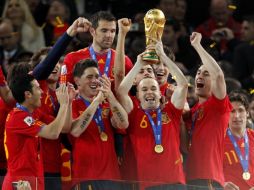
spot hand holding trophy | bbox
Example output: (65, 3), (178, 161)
(143, 9), (166, 64)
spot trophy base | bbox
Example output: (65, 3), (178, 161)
(142, 49), (159, 64)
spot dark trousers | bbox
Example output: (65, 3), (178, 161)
(73, 180), (124, 190)
(187, 179), (223, 190)
(0, 169), (6, 190)
(121, 182), (139, 190)
(146, 184), (186, 190)
(44, 172), (62, 190)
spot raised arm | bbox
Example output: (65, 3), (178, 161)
(70, 91), (105, 137)
(38, 84), (70, 139)
(190, 32), (226, 99)
(114, 18), (131, 91)
(100, 75), (128, 129)
(117, 54), (146, 113)
(155, 41), (188, 109)
(33, 17), (91, 80)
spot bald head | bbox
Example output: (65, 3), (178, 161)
(210, 0), (231, 25)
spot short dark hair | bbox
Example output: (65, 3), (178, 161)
(243, 14), (254, 24)
(89, 11), (116, 29)
(229, 90), (249, 110)
(73, 59), (98, 78)
(29, 47), (51, 69)
(9, 74), (35, 103)
(7, 62), (32, 84)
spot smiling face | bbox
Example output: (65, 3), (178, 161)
(77, 67), (100, 98)
(137, 78), (161, 110)
(152, 62), (170, 86)
(195, 65), (212, 99)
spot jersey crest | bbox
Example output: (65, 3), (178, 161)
(23, 116), (34, 126)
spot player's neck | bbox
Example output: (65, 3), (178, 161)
(91, 43), (110, 54)
(20, 102), (34, 113)
(198, 96), (208, 104)
(79, 92), (93, 102)
(229, 127), (246, 138)
(141, 104), (160, 111)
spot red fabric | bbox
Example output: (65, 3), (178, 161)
(0, 99), (13, 170)
(61, 147), (72, 190)
(186, 95), (232, 186)
(160, 82), (171, 96)
(119, 97), (140, 182)
(195, 17), (241, 39)
(195, 17), (241, 52)
(54, 23), (69, 39)
(63, 48), (133, 84)
(223, 129), (254, 189)
(40, 137), (61, 173)
(38, 80), (62, 173)
(2, 108), (46, 190)
(0, 67), (6, 86)
(71, 98), (120, 184)
(127, 97), (185, 189)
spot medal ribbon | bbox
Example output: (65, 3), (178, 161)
(16, 103), (31, 114)
(79, 95), (105, 133)
(227, 128), (249, 173)
(144, 108), (162, 146)
(89, 46), (111, 77)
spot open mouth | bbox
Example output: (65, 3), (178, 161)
(196, 82), (204, 89)
(156, 72), (164, 77)
(145, 97), (155, 103)
(89, 84), (97, 90)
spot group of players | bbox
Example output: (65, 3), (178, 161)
(0, 11), (253, 190)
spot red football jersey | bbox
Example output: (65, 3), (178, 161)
(0, 99), (13, 170)
(224, 129), (254, 189)
(186, 95), (232, 186)
(63, 47), (133, 84)
(3, 108), (48, 190)
(39, 80), (62, 173)
(128, 97), (185, 189)
(71, 98), (120, 184)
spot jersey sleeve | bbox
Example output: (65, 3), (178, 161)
(7, 111), (44, 137)
(64, 53), (75, 84)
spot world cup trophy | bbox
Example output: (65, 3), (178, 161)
(143, 9), (166, 64)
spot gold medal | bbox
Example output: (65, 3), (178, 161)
(100, 132), (108, 142)
(242, 171), (251, 180)
(154, 144), (164, 153)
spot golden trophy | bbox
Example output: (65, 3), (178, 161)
(143, 9), (166, 64)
